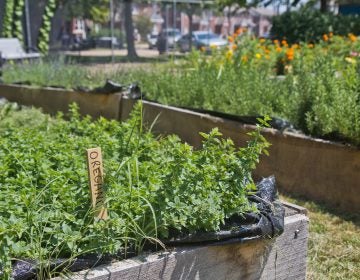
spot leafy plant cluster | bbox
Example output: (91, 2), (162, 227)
(2, 57), (100, 89)
(271, 8), (360, 44)
(0, 102), (269, 279)
(38, 0), (58, 54)
(123, 42), (360, 145)
(1, 0), (25, 43)
(2, 33), (359, 145)
(1, 0), (15, 38)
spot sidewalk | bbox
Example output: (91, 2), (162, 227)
(65, 43), (180, 58)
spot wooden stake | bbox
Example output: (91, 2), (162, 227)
(86, 147), (108, 220)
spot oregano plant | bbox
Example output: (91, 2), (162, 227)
(0, 102), (270, 279)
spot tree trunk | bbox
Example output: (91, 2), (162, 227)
(320, 0), (328, 13)
(227, 11), (231, 35)
(0, 0), (6, 36)
(124, 0), (137, 59)
(187, 11), (193, 50)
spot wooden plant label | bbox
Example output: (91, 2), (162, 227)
(86, 147), (108, 220)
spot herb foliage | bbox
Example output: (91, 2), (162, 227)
(0, 102), (269, 279)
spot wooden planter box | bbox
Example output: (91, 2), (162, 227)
(119, 98), (360, 213)
(1, 84), (359, 213)
(0, 84), (122, 120)
(53, 202), (308, 280)
(0, 85), (309, 279)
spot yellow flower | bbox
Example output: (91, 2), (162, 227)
(232, 44), (237, 50)
(345, 57), (356, 64)
(228, 36), (234, 43)
(273, 39), (279, 45)
(265, 49), (271, 54)
(241, 55), (248, 62)
(323, 34), (329, 41)
(265, 55), (270, 60)
(255, 53), (262, 59)
(348, 33), (357, 43)
(235, 28), (243, 35)
(292, 43), (299, 49)
(200, 46), (206, 52)
(329, 32), (333, 38)
(281, 39), (288, 47)
(276, 47), (282, 53)
(225, 49), (233, 60)
(308, 43), (314, 49)
(286, 48), (294, 61)
(259, 38), (266, 43)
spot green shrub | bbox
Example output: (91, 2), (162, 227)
(91, 27), (125, 41)
(271, 8), (360, 43)
(134, 15), (152, 42)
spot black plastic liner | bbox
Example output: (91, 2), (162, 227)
(7, 176), (284, 279)
(75, 79), (124, 94)
(8, 80), (133, 96)
(115, 83), (297, 133)
(10, 255), (115, 280)
(188, 108), (296, 132)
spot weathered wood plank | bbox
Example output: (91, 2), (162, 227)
(55, 211), (308, 280)
(86, 147), (108, 220)
(0, 84), (123, 120)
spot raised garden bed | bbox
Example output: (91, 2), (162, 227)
(120, 98), (360, 213)
(0, 84), (358, 213)
(0, 83), (122, 120)
(0, 102), (296, 279)
(53, 203), (308, 280)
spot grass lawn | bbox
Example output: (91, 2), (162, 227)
(280, 193), (360, 279)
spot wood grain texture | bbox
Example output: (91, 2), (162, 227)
(55, 209), (308, 280)
(0, 84), (123, 120)
(86, 147), (107, 220)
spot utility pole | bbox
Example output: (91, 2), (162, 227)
(25, 0), (32, 51)
(173, 0), (176, 54)
(110, 0), (115, 63)
(166, 4), (170, 53)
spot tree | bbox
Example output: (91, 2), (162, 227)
(64, 0), (110, 23)
(264, 0), (337, 13)
(175, 0), (208, 50)
(63, 0), (137, 59)
(123, 0), (137, 58)
(320, 0), (328, 12)
(134, 14), (152, 42)
(215, 0), (268, 35)
(183, 3), (198, 50)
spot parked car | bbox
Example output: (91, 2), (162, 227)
(95, 36), (121, 49)
(162, 28), (181, 48)
(147, 32), (158, 49)
(177, 31), (228, 52)
(148, 29), (181, 51)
